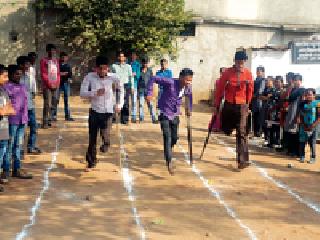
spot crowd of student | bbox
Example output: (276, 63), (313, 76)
(0, 43), (75, 192)
(250, 66), (320, 163)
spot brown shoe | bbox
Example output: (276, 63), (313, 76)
(12, 169), (33, 179)
(238, 162), (250, 170)
(0, 185), (4, 192)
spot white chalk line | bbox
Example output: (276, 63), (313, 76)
(120, 132), (146, 240)
(215, 137), (320, 214)
(177, 144), (258, 240)
(15, 136), (61, 240)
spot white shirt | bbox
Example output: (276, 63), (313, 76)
(20, 70), (37, 110)
(80, 72), (124, 114)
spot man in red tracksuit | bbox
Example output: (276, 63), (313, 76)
(213, 50), (254, 169)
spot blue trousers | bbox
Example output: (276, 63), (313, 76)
(0, 140), (8, 169)
(138, 88), (156, 122)
(27, 109), (38, 150)
(57, 82), (71, 119)
(3, 124), (25, 172)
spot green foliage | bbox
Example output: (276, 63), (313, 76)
(39, 0), (192, 56)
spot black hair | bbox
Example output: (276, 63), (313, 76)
(160, 59), (168, 64)
(0, 64), (8, 75)
(117, 50), (125, 57)
(60, 51), (68, 58)
(267, 76), (274, 80)
(220, 67), (226, 74)
(96, 56), (109, 67)
(275, 75), (283, 83)
(256, 66), (265, 72)
(16, 56), (30, 66)
(286, 72), (295, 80)
(179, 68), (193, 77)
(294, 74), (303, 81)
(46, 43), (56, 52)
(28, 52), (37, 58)
(8, 64), (20, 79)
(305, 88), (316, 95)
(141, 58), (149, 64)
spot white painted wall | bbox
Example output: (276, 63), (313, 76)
(247, 49), (320, 93)
(185, 0), (320, 25)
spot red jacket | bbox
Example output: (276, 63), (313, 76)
(215, 67), (253, 107)
(40, 57), (61, 89)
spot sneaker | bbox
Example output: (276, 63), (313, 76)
(131, 119), (136, 123)
(65, 117), (75, 121)
(299, 157), (305, 163)
(27, 147), (42, 155)
(12, 169), (33, 179)
(0, 172), (9, 184)
(307, 158), (316, 164)
(166, 161), (175, 176)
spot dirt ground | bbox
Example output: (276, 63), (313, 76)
(0, 96), (319, 240)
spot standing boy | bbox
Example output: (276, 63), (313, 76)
(80, 56), (123, 170)
(156, 59), (173, 114)
(298, 89), (320, 163)
(4, 65), (32, 179)
(57, 52), (74, 121)
(138, 58), (157, 123)
(17, 56), (42, 154)
(252, 66), (266, 137)
(0, 65), (15, 187)
(40, 44), (60, 128)
(130, 52), (141, 123)
(112, 51), (133, 124)
(147, 68), (193, 175)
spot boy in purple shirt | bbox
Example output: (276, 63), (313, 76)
(3, 65), (32, 179)
(147, 68), (193, 175)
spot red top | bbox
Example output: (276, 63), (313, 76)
(214, 66), (253, 107)
(40, 57), (61, 89)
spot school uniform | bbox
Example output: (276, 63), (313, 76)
(298, 100), (320, 161)
(80, 72), (124, 168)
(284, 87), (305, 156)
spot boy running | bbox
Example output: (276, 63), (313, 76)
(80, 56), (123, 170)
(147, 68), (193, 175)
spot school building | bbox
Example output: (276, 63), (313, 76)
(1, 0), (320, 102)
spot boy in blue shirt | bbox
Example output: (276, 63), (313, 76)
(298, 88), (320, 163)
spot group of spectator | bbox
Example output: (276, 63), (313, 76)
(251, 67), (319, 163)
(0, 43), (74, 192)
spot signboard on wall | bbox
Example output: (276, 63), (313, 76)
(291, 41), (320, 64)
